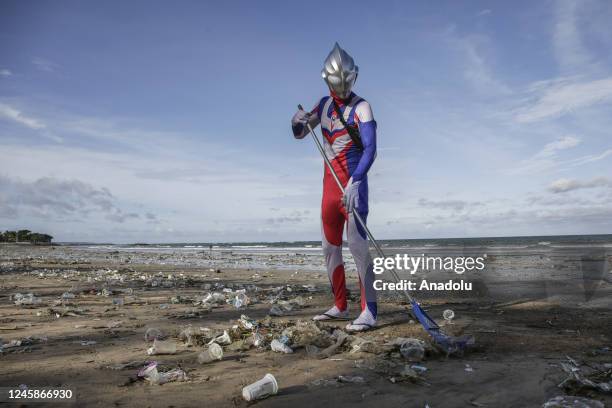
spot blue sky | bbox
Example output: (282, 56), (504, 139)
(1, 0), (611, 243)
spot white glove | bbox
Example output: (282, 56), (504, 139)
(291, 110), (312, 139)
(292, 109), (311, 126)
(342, 177), (361, 213)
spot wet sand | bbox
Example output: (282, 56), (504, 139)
(1, 244), (612, 407)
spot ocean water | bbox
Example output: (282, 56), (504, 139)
(75, 234), (612, 254)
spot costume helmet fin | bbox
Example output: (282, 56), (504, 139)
(321, 42), (358, 99)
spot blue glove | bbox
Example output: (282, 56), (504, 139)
(342, 177), (361, 213)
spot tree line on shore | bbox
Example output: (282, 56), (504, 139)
(0, 230), (53, 244)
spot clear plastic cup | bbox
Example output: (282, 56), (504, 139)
(197, 343), (224, 364)
(208, 330), (231, 345)
(242, 373), (278, 401)
(144, 327), (164, 342)
(147, 339), (177, 355)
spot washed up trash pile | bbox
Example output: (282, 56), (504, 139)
(132, 311), (437, 398)
(7, 267), (321, 321)
(12, 293), (42, 306)
(0, 335), (48, 354)
(557, 356), (612, 394)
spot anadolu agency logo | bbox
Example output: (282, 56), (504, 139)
(372, 254), (487, 292)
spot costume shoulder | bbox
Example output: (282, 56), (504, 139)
(354, 97), (374, 123)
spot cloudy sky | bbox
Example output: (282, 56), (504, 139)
(1, 1), (611, 243)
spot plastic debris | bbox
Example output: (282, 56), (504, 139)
(443, 309), (455, 324)
(138, 362), (188, 385)
(147, 339), (177, 355)
(197, 342), (224, 364)
(61, 292), (76, 300)
(542, 396), (604, 408)
(315, 330), (348, 359)
(270, 339), (293, 354)
(144, 327), (165, 342)
(238, 315), (256, 330)
(410, 364), (428, 373)
(392, 338), (425, 362)
(558, 356), (612, 393)
(338, 375), (366, 384)
(350, 337), (382, 354)
(242, 373), (278, 401)
(202, 292), (226, 305)
(269, 305), (286, 316)
(252, 332), (264, 348)
(209, 330), (231, 346)
(14, 293), (42, 306)
(233, 292), (249, 308)
(179, 326), (195, 347)
(281, 320), (332, 348)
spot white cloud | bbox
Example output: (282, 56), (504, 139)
(508, 135), (581, 174)
(534, 135), (581, 159)
(0, 175), (144, 223)
(553, 0), (594, 73)
(455, 34), (512, 95)
(32, 57), (59, 72)
(567, 149), (612, 166)
(514, 77), (612, 123)
(0, 69), (12, 77)
(0, 103), (46, 129)
(548, 177), (612, 193)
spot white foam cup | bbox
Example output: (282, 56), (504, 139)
(242, 373), (278, 401)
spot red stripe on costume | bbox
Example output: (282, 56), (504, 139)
(332, 264), (347, 311)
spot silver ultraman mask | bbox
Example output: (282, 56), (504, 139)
(321, 42), (358, 99)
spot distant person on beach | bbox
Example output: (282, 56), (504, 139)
(291, 43), (378, 332)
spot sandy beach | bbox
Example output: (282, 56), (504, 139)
(1, 243), (611, 407)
